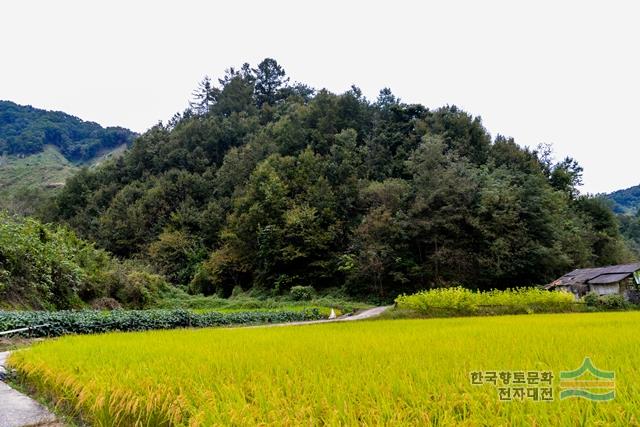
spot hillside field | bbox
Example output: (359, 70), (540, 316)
(9, 312), (640, 425)
(0, 144), (128, 214)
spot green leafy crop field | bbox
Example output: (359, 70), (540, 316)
(9, 312), (640, 425)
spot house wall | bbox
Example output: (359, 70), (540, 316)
(589, 283), (620, 296)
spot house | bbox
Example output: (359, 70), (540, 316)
(546, 262), (640, 301)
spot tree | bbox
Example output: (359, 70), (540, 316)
(253, 58), (289, 107)
(550, 156), (583, 199)
(213, 64), (256, 116)
(189, 76), (220, 115)
(407, 135), (481, 286)
(147, 229), (205, 285)
(376, 88), (399, 109)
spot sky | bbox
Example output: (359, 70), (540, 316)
(1, 0), (638, 194)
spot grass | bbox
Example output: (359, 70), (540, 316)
(0, 146), (76, 197)
(0, 144), (128, 213)
(8, 311), (640, 425)
(154, 290), (370, 315)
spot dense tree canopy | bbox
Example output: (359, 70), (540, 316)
(48, 58), (633, 300)
(0, 101), (136, 161)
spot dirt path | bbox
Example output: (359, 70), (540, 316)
(0, 352), (57, 427)
(339, 306), (390, 321)
(247, 305), (392, 328)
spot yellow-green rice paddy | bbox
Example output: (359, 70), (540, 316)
(9, 312), (640, 425)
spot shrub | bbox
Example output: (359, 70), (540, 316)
(0, 213), (172, 310)
(114, 271), (166, 309)
(599, 294), (628, 310)
(290, 285), (315, 301)
(231, 285), (244, 298)
(395, 286), (576, 316)
(582, 292), (630, 310)
(583, 292), (600, 307)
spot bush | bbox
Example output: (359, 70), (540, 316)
(290, 286), (315, 301)
(583, 292), (600, 307)
(114, 271), (166, 309)
(600, 294), (628, 309)
(583, 292), (629, 310)
(0, 213), (172, 310)
(395, 286), (576, 317)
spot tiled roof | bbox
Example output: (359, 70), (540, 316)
(547, 262), (640, 288)
(587, 273), (631, 285)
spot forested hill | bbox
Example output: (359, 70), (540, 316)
(608, 185), (640, 214)
(609, 185), (640, 254)
(49, 58), (633, 300)
(0, 100), (136, 162)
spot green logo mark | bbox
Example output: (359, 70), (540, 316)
(559, 357), (615, 401)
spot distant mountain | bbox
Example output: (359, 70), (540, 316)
(0, 100), (136, 162)
(607, 185), (640, 215)
(0, 101), (136, 214)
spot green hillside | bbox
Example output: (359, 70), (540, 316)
(0, 100), (136, 160)
(0, 144), (129, 215)
(0, 101), (135, 214)
(608, 185), (640, 214)
(0, 146), (76, 214)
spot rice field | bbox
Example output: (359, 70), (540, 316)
(9, 312), (640, 426)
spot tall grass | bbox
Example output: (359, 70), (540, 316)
(8, 312), (640, 425)
(155, 291), (369, 314)
(395, 286), (577, 316)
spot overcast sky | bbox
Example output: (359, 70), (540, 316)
(1, 0), (638, 194)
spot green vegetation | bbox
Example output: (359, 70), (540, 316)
(605, 185), (640, 253)
(618, 209), (640, 254)
(9, 312), (640, 425)
(608, 184), (640, 214)
(0, 100), (135, 161)
(0, 308), (322, 337)
(583, 291), (630, 310)
(395, 287), (577, 317)
(0, 212), (168, 310)
(0, 100), (134, 215)
(154, 289), (367, 316)
(46, 58), (632, 302)
(0, 146), (79, 215)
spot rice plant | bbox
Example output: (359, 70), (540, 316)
(9, 312), (640, 425)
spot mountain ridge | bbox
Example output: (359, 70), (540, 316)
(607, 184), (640, 214)
(0, 100), (136, 214)
(0, 100), (136, 162)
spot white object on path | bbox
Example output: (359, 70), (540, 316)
(0, 352), (57, 427)
(329, 308), (337, 319)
